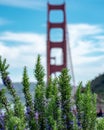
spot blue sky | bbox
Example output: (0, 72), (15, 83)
(0, 0), (104, 85)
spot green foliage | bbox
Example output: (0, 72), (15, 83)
(46, 78), (54, 99)
(34, 84), (46, 130)
(22, 66), (36, 129)
(0, 55), (103, 130)
(91, 73), (104, 99)
(76, 82), (83, 124)
(5, 114), (25, 130)
(34, 55), (46, 130)
(82, 82), (96, 130)
(0, 56), (26, 130)
(96, 118), (104, 130)
(0, 56), (9, 77)
(59, 68), (73, 130)
(34, 55), (45, 86)
(46, 78), (62, 130)
(0, 89), (9, 110)
(76, 82), (97, 130)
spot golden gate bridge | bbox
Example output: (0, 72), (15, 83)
(46, 0), (76, 91)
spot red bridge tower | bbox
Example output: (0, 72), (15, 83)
(47, 2), (67, 80)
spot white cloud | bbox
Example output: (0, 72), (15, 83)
(0, 32), (45, 44)
(0, 32), (46, 82)
(0, 23), (104, 84)
(0, 32), (46, 66)
(68, 23), (104, 84)
(0, 0), (45, 10)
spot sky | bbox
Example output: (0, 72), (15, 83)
(0, 0), (104, 85)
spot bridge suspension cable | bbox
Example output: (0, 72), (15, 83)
(66, 25), (76, 93)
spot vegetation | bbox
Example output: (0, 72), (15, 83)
(0, 55), (104, 130)
(91, 73), (104, 98)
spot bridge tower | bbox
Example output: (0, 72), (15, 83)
(47, 2), (67, 80)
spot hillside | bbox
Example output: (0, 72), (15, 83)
(91, 73), (104, 98)
(91, 73), (104, 111)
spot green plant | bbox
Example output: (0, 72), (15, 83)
(82, 82), (96, 130)
(34, 55), (46, 130)
(96, 118), (104, 130)
(0, 55), (102, 130)
(0, 56), (26, 130)
(59, 68), (73, 130)
(76, 82), (97, 130)
(22, 66), (37, 129)
(46, 78), (63, 130)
